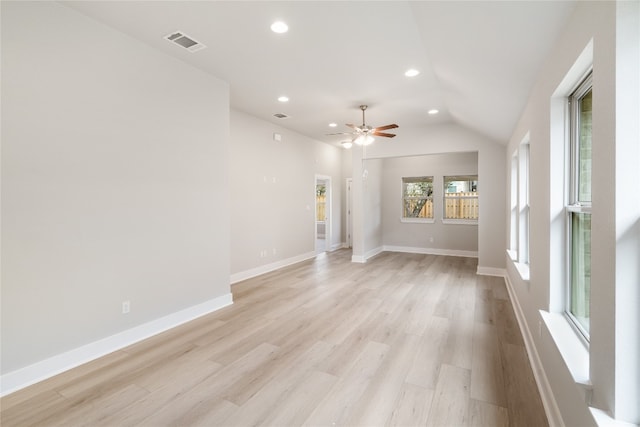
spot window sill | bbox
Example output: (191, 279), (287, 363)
(589, 407), (638, 427)
(506, 250), (529, 281)
(515, 262), (530, 282)
(539, 311), (591, 401)
(442, 219), (478, 225)
(400, 218), (435, 224)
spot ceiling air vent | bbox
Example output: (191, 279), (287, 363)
(273, 113), (290, 119)
(164, 31), (206, 53)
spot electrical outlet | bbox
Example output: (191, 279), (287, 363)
(122, 300), (130, 314)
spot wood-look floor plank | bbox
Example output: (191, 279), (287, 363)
(344, 333), (422, 426)
(501, 342), (549, 427)
(44, 383), (149, 427)
(468, 398), (509, 427)
(387, 382), (434, 427)
(56, 341), (197, 400)
(258, 370), (337, 426)
(97, 358), (223, 427)
(0, 389), (71, 427)
(134, 342), (279, 426)
(0, 250), (549, 427)
(316, 310), (389, 378)
(470, 322), (507, 407)
(426, 363), (471, 427)
(405, 315), (450, 390)
(0, 350), (129, 413)
(302, 340), (390, 426)
(494, 298), (525, 347)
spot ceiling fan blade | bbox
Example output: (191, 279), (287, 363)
(374, 124), (398, 131)
(346, 123), (358, 129)
(372, 131), (396, 138)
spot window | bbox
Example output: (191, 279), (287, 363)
(443, 175), (478, 222)
(510, 153), (519, 255)
(402, 176), (434, 221)
(518, 142), (530, 264)
(316, 184), (326, 221)
(509, 140), (530, 267)
(566, 72), (592, 340)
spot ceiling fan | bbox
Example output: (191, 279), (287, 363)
(328, 105), (398, 147)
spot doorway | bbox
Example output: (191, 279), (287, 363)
(315, 175), (331, 254)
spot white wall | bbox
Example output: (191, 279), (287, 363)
(229, 110), (343, 279)
(353, 123), (505, 271)
(381, 153), (478, 254)
(362, 158), (384, 257)
(505, 1), (640, 425)
(1, 0), (231, 387)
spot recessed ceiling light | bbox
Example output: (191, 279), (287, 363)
(428, 109), (439, 115)
(270, 21), (288, 34)
(405, 69), (420, 77)
(277, 96), (289, 103)
(329, 123), (337, 127)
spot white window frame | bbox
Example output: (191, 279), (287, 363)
(401, 176), (435, 223)
(565, 71), (592, 343)
(442, 175), (478, 225)
(509, 152), (519, 259)
(508, 137), (530, 281)
(518, 141), (530, 265)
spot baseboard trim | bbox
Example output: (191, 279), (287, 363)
(230, 251), (316, 284)
(351, 246), (383, 263)
(383, 245), (478, 258)
(504, 274), (563, 427)
(476, 266), (507, 277)
(365, 246), (384, 260)
(330, 242), (345, 251)
(0, 293), (233, 397)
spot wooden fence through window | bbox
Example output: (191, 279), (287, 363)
(445, 192), (479, 219)
(316, 195), (326, 221)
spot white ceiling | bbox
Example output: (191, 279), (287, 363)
(62, 1), (576, 145)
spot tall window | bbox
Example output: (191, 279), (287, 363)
(443, 175), (478, 221)
(402, 176), (434, 220)
(518, 142), (530, 264)
(509, 139), (530, 274)
(567, 72), (592, 339)
(510, 153), (519, 254)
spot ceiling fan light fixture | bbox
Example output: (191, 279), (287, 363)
(355, 134), (375, 146)
(341, 141), (353, 149)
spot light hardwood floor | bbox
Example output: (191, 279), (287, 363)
(0, 250), (548, 427)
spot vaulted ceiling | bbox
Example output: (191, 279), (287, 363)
(63, 1), (576, 145)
